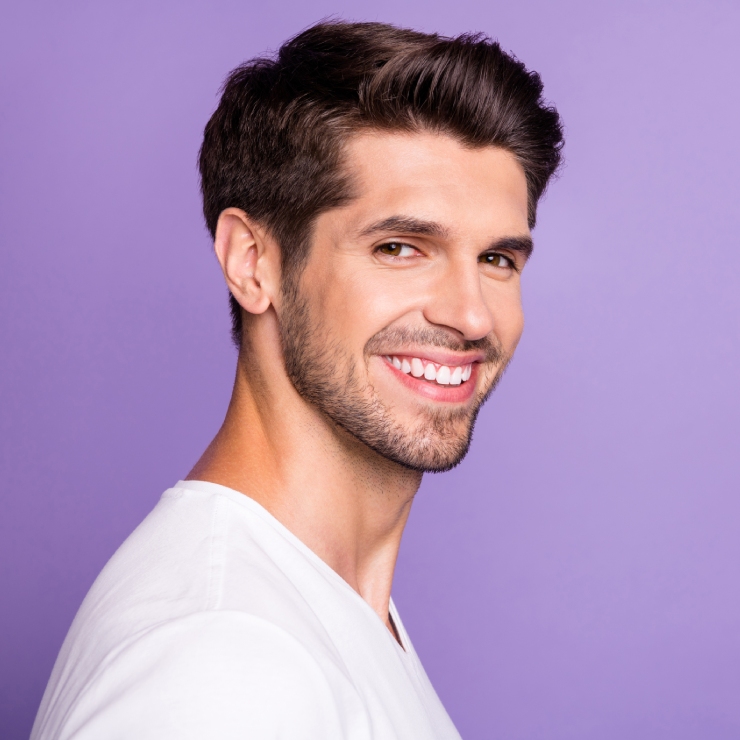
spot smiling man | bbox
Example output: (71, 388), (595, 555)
(33, 21), (562, 740)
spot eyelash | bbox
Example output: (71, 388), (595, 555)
(375, 243), (518, 272)
(376, 242), (418, 257)
(479, 253), (517, 271)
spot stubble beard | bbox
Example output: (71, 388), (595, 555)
(279, 284), (510, 473)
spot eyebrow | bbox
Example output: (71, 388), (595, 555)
(357, 215), (534, 260)
(489, 235), (534, 260)
(358, 216), (450, 239)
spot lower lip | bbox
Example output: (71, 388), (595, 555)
(381, 357), (479, 403)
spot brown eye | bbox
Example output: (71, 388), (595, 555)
(480, 252), (513, 268)
(377, 243), (416, 257)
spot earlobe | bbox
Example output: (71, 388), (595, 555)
(213, 208), (276, 316)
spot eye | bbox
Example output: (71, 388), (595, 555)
(479, 252), (514, 269)
(376, 242), (418, 258)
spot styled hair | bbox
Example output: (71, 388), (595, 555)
(198, 21), (564, 345)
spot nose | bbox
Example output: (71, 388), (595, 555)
(421, 256), (495, 341)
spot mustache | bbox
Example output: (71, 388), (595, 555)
(364, 326), (506, 365)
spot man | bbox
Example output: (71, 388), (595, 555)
(32, 21), (562, 740)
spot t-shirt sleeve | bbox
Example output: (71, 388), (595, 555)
(60, 611), (348, 740)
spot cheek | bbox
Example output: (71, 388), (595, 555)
(488, 285), (525, 350)
(305, 261), (410, 349)
(506, 307), (525, 350)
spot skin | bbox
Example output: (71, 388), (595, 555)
(188, 130), (531, 640)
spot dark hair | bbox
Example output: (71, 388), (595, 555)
(199, 21), (564, 345)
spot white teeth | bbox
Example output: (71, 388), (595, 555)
(436, 365), (451, 384)
(389, 355), (474, 386)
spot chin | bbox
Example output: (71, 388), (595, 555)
(359, 410), (479, 474)
(380, 438), (472, 474)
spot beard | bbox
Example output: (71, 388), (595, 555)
(279, 283), (510, 473)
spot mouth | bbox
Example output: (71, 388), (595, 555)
(380, 353), (479, 403)
(386, 355), (473, 386)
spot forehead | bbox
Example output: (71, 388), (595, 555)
(334, 130), (530, 239)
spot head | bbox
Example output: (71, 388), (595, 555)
(199, 21), (563, 473)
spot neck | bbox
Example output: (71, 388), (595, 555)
(188, 351), (422, 634)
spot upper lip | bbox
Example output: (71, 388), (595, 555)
(377, 348), (485, 367)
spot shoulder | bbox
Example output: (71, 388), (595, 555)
(34, 488), (370, 738)
(48, 611), (360, 740)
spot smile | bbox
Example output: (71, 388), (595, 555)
(384, 355), (474, 387)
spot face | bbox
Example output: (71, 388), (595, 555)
(279, 131), (531, 472)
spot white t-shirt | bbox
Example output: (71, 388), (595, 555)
(32, 480), (462, 739)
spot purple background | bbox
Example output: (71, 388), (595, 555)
(2, 1), (739, 738)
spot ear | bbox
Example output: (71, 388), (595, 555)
(213, 208), (280, 316)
